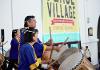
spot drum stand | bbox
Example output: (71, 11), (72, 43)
(75, 57), (95, 70)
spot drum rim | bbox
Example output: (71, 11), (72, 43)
(58, 50), (83, 70)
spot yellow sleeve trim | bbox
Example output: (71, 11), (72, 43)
(37, 58), (42, 64)
(29, 62), (39, 70)
(43, 44), (47, 51)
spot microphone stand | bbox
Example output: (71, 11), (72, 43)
(1, 42), (3, 55)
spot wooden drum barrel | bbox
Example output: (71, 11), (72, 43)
(58, 48), (95, 70)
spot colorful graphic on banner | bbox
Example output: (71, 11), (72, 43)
(43, 0), (80, 43)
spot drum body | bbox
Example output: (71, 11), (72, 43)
(58, 48), (83, 70)
(75, 57), (95, 70)
(57, 48), (80, 64)
(50, 48), (82, 70)
(58, 48), (95, 70)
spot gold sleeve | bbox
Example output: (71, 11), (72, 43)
(37, 58), (42, 64)
(43, 44), (47, 51)
(29, 61), (39, 70)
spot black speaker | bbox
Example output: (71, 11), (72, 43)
(1, 29), (4, 42)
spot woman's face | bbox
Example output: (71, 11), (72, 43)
(27, 18), (36, 28)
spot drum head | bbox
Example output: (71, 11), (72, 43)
(58, 49), (83, 70)
(57, 48), (80, 64)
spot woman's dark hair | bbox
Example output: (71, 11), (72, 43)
(24, 15), (35, 27)
(24, 22), (28, 27)
(12, 29), (18, 38)
(24, 29), (38, 43)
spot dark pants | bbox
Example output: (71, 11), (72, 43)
(7, 59), (18, 70)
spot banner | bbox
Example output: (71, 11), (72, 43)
(42, 0), (80, 43)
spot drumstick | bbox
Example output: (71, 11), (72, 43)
(49, 56), (62, 66)
(49, 26), (53, 60)
(59, 37), (69, 48)
(49, 37), (69, 66)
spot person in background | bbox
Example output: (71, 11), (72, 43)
(7, 29), (20, 70)
(84, 46), (91, 62)
(19, 29), (40, 70)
